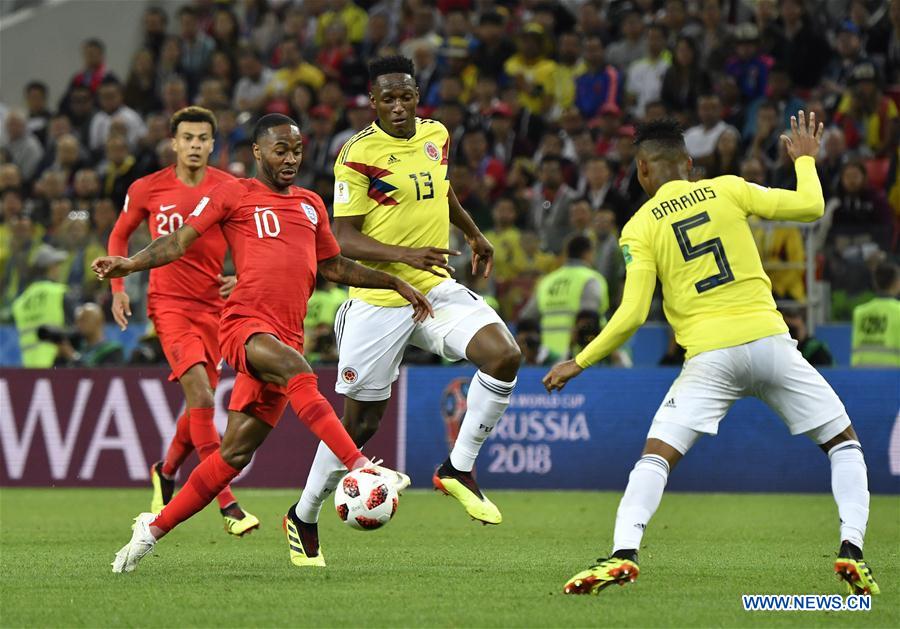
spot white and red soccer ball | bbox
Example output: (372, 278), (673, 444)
(334, 467), (399, 531)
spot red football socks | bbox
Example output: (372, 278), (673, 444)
(287, 373), (363, 469)
(151, 449), (239, 534)
(161, 411), (193, 478)
(189, 407), (238, 509)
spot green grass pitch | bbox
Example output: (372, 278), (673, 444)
(1, 488), (897, 627)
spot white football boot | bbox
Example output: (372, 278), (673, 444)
(111, 513), (157, 573)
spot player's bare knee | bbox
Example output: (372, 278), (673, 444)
(479, 341), (521, 381)
(219, 443), (253, 469)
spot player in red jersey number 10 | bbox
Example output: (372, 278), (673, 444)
(94, 114), (432, 573)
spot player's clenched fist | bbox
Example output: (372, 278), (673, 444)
(92, 256), (136, 280)
(542, 359), (584, 393)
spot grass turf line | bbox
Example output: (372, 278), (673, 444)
(0, 488), (897, 627)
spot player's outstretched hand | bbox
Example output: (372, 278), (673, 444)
(111, 292), (132, 331)
(780, 110), (824, 162)
(403, 246), (460, 277)
(92, 256), (136, 280)
(542, 359), (584, 393)
(217, 274), (237, 299)
(394, 280), (434, 322)
(468, 233), (494, 279)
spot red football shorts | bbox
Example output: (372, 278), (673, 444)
(219, 314), (304, 427)
(150, 306), (222, 387)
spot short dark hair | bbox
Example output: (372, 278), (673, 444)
(99, 76), (122, 90)
(566, 234), (593, 259)
(25, 81), (47, 95)
(369, 55), (416, 83)
(252, 113), (298, 142)
(177, 5), (197, 18)
(84, 38), (105, 52)
(170, 106), (217, 135)
(873, 263), (899, 292)
(634, 118), (686, 152)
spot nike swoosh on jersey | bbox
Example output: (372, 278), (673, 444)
(160, 204), (176, 212)
(255, 206), (273, 212)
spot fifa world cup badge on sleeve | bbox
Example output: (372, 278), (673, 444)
(334, 180), (350, 204)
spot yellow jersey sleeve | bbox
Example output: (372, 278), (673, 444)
(717, 156), (824, 222)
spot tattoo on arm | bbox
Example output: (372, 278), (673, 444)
(130, 231), (187, 271)
(320, 255), (398, 289)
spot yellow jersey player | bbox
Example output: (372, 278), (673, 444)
(284, 56), (521, 567)
(543, 113), (879, 597)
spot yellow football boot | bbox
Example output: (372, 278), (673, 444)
(563, 556), (640, 595)
(283, 508), (325, 567)
(433, 459), (501, 525)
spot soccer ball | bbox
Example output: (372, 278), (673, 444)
(334, 468), (399, 531)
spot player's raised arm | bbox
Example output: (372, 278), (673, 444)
(333, 215), (460, 277)
(92, 225), (201, 280)
(448, 185), (494, 279)
(318, 253), (434, 322)
(738, 110), (825, 223)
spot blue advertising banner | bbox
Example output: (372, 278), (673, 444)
(402, 367), (900, 494)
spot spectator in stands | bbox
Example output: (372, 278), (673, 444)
(461, 128), (507, 201)
(818, 127), (848, 197)
(178, 5), (216, 95)
(233, 47), (273, 114)
(516, 318), (559, 366)
(61, 38), (116, 107)
(504, 23), (557, 116)
(42, 133), (84, 187)
(778, 0), (830, 90)
(746, 100), (783, 170)
(520, 235), (608, 358)
(661, 36), (711, 119)
(487, 102), (532, 166)
(580, 156), (628, 224)
(56, 302), (124, 367)
(684, 93), (733, 160)
(625, 23), (671, 118)
(1, 205), (42, 320)
(267, 37), (326, 105)
(472, 10), (515, 80)
(697, 0), (731, 72)
(88, 78), (146, 154)
(5, 109), (45, 182)
(156, 36), (184, 90)
(783, 309), (834, 366)
(554, 31), (585, 114)
(141, 6), (168, 60)
(71, 168), (100, 215)
(823, 21), (869, 100)
(575, 35), (622, 121)
(318, 0), (368, 46)
(593, 208), (624, 307)
(358, 10), (394, 60)
(329, 95), (374, 157)
(124, 48), (162, 116)
(702, 127), (742, 178)
(0, 164), (23, 195)
(160, 76), (189, 119)
(10, 244), (69, 367)
(297, 104), (337, 188)
(484, 197), (526, 285)
(134, 113), (169, 175)
(744, 65), (805, 140)
(530, 155), (579, 254)
(834, 62), (900, 157)
(851, 263), (900, 368)
(607, 8), (646, 72)
(566, 198), (595, 244)
(98, 135), (138, 209)
(91, 197), (117, 245)
(211, 6), (241, 61)
(450, 162), (491, 230)
(826, 160), (894, 251)
(24, 81), (52, 146)
(57, 211), (105, 304)
(725, 23), (771, 103)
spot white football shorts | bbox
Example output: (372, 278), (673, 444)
(334, 279), (505, 401)
(649, 333), (850, 446)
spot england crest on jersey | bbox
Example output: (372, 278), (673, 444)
(301, 202), (318, 225)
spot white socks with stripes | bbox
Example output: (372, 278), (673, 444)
(296, 441), (345, 523)
(449, 371), (516, 472)
(828, 440), (869, 550)
(613, 454), (670, 553)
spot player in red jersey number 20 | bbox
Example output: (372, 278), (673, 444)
(107, 106), (258, 535)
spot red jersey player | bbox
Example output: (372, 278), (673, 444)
(94, 114), (432, 573)
(107, 106), (258, 536)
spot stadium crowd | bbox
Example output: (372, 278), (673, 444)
(1, 0), (898, 368)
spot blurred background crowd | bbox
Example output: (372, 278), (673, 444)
(0, 0), (898, 369)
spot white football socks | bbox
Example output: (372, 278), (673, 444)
(449, 371), (516, 472)
(828, 440), (869, 550)
(612, 454), (670, 553)
(296, 441), (346, 523)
